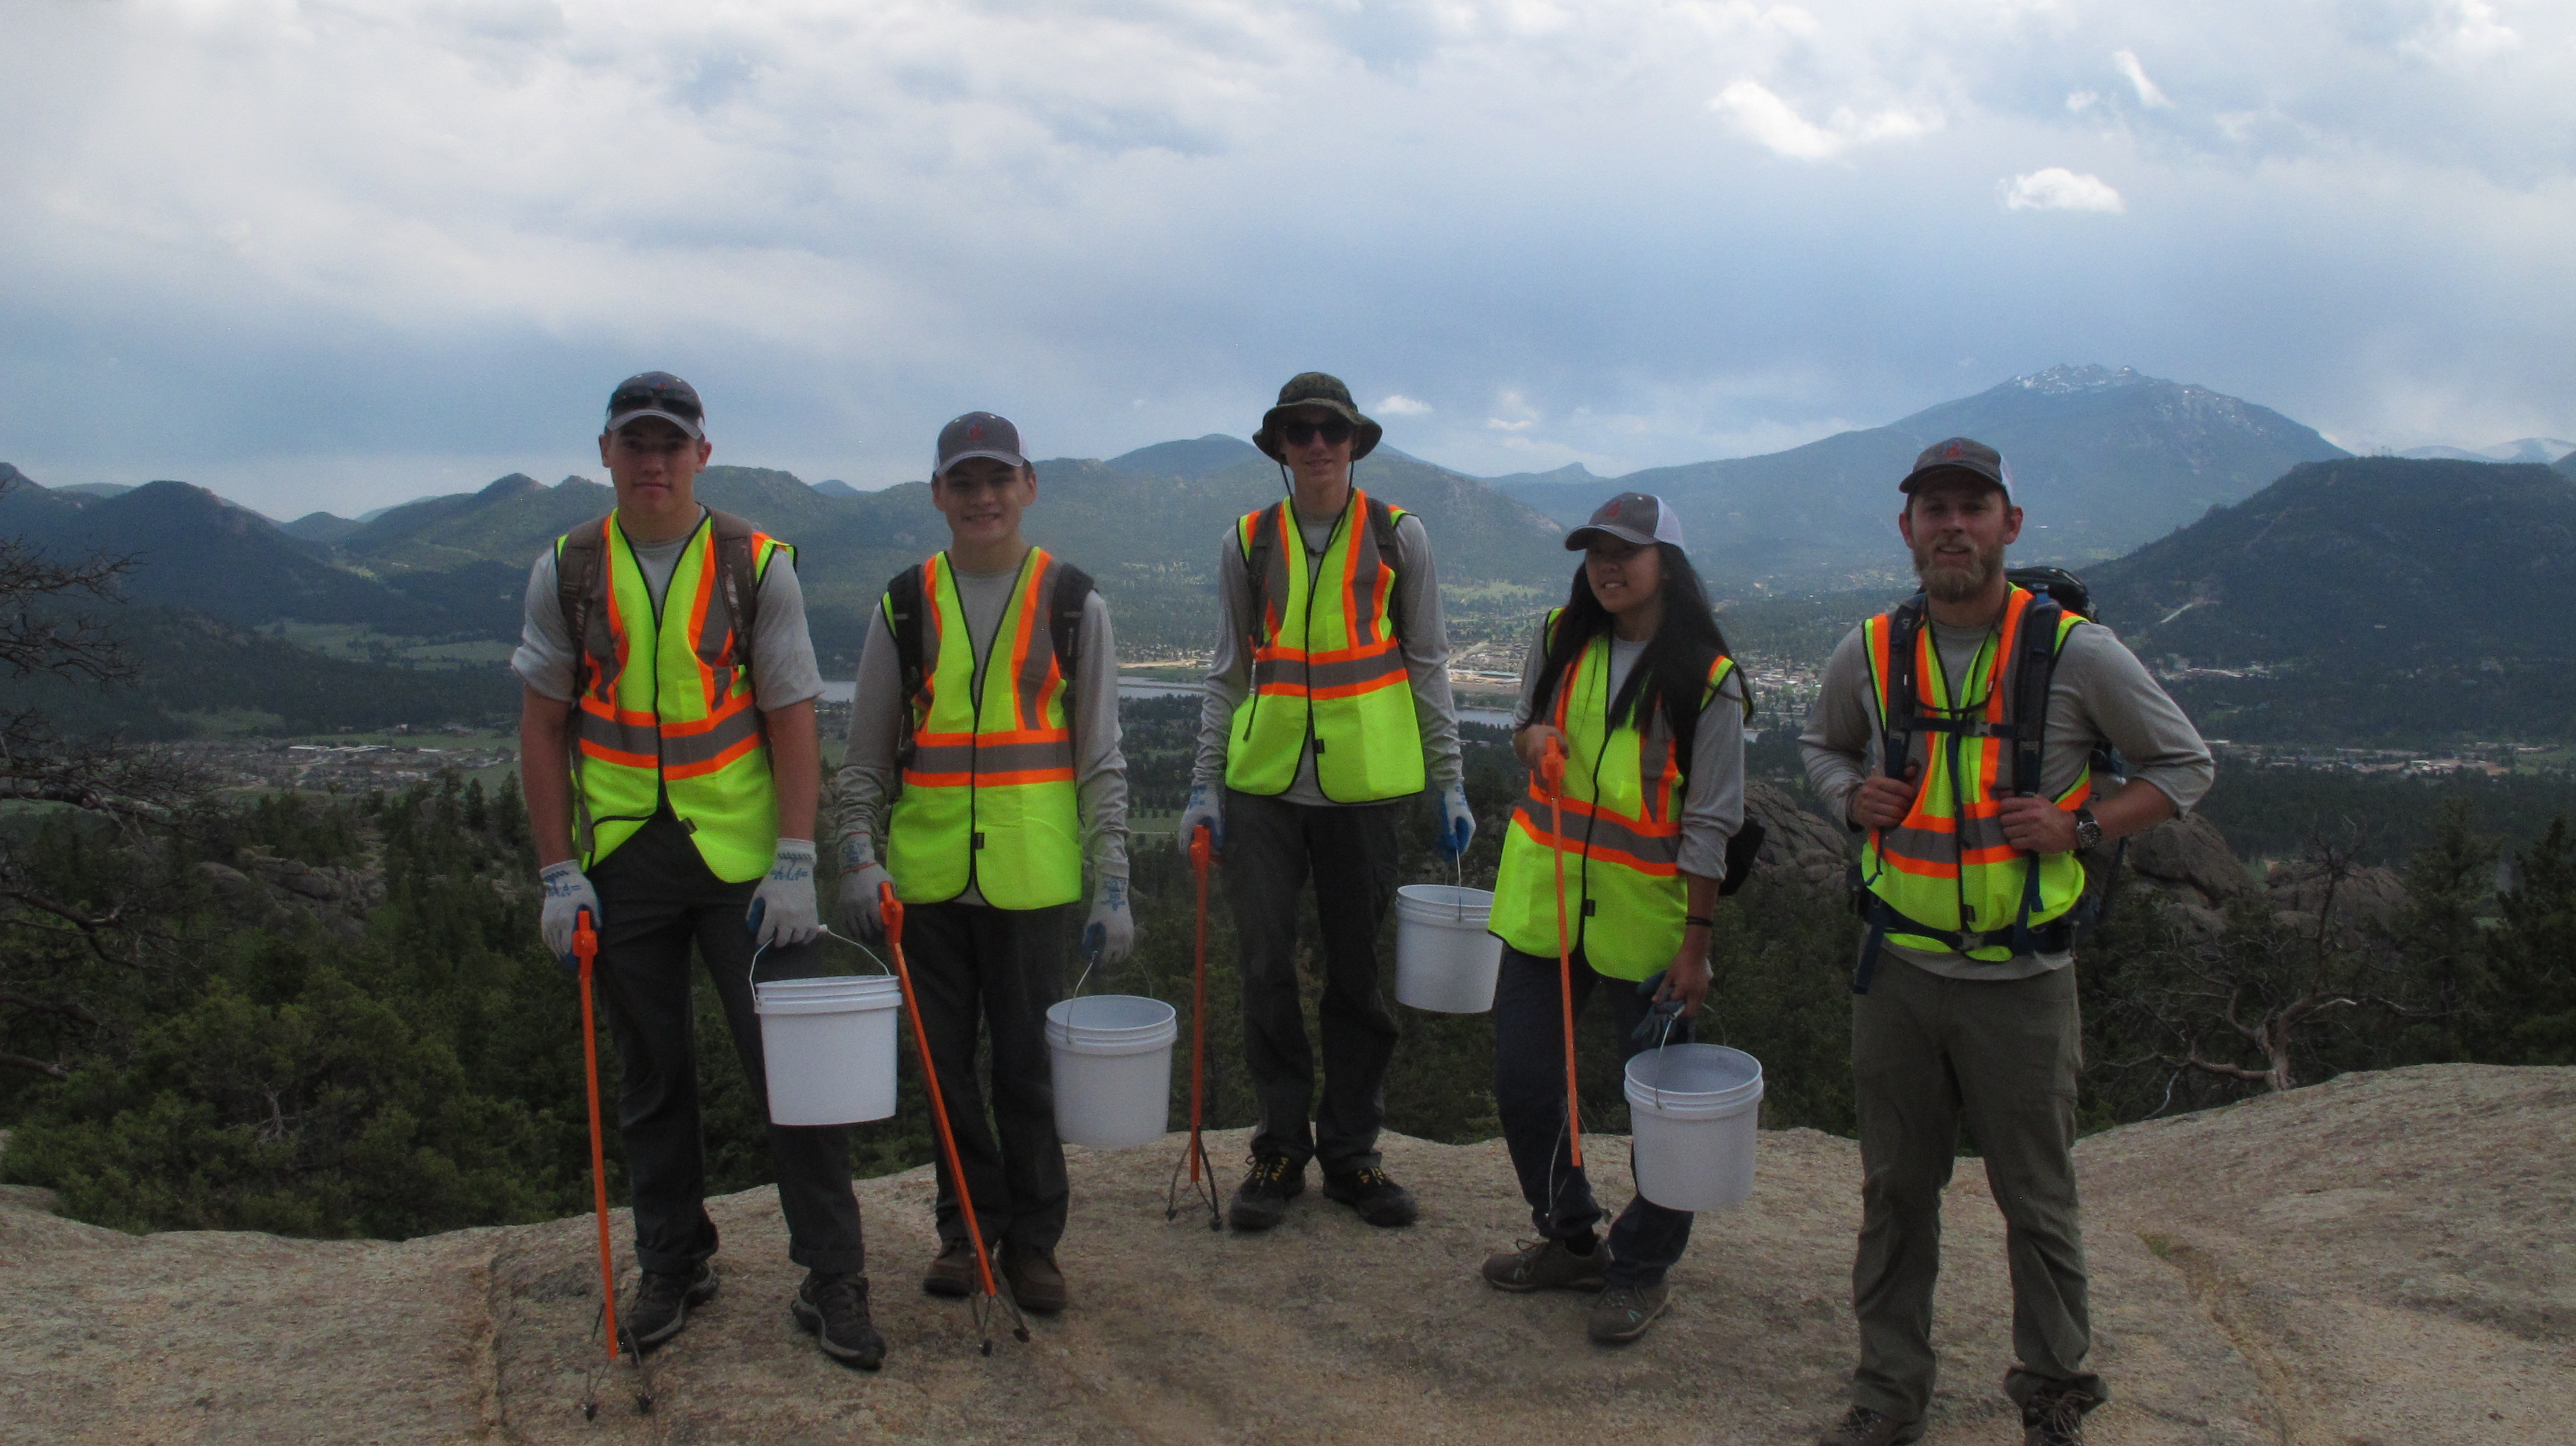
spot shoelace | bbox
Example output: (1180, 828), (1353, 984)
(2025, 1396), (2085, 1445)
(1244, 1154), (1293, 1187)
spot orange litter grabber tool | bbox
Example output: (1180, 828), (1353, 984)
(1542, 738), (1584, 1171)
(881, 882), (1029, 1354)
(1167, 823), (1221, 1229)
(574, 908), (652, 1418)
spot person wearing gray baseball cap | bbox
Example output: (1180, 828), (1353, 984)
(834, 411), (1133, 1318)
(1182, 371), (1472, 1233)
(1474, 491), (1751, 1344)
(1800, 438), (2212, 1446)
(512, 372), (878, 1368)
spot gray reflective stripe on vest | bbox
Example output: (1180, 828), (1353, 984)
(1509, 790), (1684, 869)
(903, 736), (1074, 778)
(576, 707), (659, 759)
(1249, 644), (1405, 695)
(659, 705), (765, 769)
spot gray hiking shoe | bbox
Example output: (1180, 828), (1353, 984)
(1002, 1243), (1068, 1315)
(1816, 1405), (1924, 1446)
(619, 1261), (716, 1352)
(1585, 1279), (1669, 1342)
(922, 1238), (977, 1298)
(2021, 1391), (2092, 1446)
(1227, 1152), (1305, 1231)
(793, 1271), (886, 1370)
(1480, 1236), (1606, 1293)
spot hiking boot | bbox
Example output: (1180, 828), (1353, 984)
(1227, 1152), (1305, 1231)
(2021, 1391), (2092, 1446)
(1322, 1164), (1417, 1227)
(792, 1271), (886, 1370)
(1815, 1405), (1924, 1446)
(1480, 1236), (1606, 1293)
(922, 1238), (977, 1298)
(1002, 1243), (1068, 1315)
(1585, 1279), (1669, 1343)
(619, 1261), (717, 1352)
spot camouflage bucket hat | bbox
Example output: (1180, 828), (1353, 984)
(1254, 371), (1383, 462)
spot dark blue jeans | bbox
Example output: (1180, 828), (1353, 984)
(1493, 943), (1693, 1287)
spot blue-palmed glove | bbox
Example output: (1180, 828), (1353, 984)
(1435, 782), (1477, 863)
(746, 839), (821, 949)
(1178, 781), (1224, 854)
(1081, 876), (1135, 968)
(539, 860), (601, 974)
(835, 835), (893, 943)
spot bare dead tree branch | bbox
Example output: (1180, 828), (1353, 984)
(0, 1051), (71, 1081)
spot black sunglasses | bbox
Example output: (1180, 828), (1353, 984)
(1277, 418), (1354, 447)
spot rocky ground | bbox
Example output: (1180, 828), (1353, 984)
(3, 1063), (2567, 1445)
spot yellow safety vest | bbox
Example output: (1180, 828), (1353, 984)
(1859, 587), (2088, 960)
(885, 549), (1083, 909)
(1491, 611), (1741, 981)
(563, 513), (787, 883)
(1224, 491), (1425, 802)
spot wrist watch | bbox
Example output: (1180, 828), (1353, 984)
(2072, 807), (2104, 852)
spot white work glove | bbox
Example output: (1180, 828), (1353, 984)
(836, 835), (893, 943)
(746, 839), (821, 950)
(1081, 876), (1135, 968)
(539, 860), (602, 972)
(1179, 781), (1224, 854)
(1434, 782), (1477, 863)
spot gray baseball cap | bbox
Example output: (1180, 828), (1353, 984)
(936, 412), (1029, 475)
(1900, 436), (2014, 501)
(1565, 491), (1683, 551)
(604, 371), (705, 439)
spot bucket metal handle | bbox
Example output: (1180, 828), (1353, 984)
(749, 926), (895, 995)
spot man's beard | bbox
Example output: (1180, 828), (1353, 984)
(1913, 538), (2002, 604)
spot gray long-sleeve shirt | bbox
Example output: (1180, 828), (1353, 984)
(1191, 507), (1463, 803)
(1509, 623), (1747, 882)
(835, 557), (1130, 903)
(1799, 615), (2214, 979)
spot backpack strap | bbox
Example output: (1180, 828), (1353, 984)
(2009, 596), (2068, 800)
(1048, 561), (1095, 706)
(1368, 496), (1407, 639)
(885, 563), (929, 708)
(704, 508), (770, 673)
(1881, 596), (1929, 782)
(555, 517), (612, 699)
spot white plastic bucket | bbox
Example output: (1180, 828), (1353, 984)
(1623, 1043), (1764, 1212)
(1045, 995), (1179, 1148)
(753, 974), (903, 1125)
(1393, 885), (1502, 1013)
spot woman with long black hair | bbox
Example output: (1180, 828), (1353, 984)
(1477, 491), (1750, 1344)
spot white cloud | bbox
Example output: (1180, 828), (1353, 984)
(2066, 90), (2100, 112)
(1486, 417), (1535, 431)
(1375, 394), (1432, 416)
(2113, 50), (2173, 109)
(1707, 80), (1938, 162)
(2002, 169), (2128, 213)
(2406, 0), (2520, 62)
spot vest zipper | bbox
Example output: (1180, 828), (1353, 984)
(1300, 498), (1347, 801)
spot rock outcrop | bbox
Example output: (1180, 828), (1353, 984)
(4, 1065), (2567, 1445)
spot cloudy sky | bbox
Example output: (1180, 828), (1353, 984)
(3, 0), (2570, 518)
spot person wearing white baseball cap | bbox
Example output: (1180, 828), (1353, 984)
(1476, 491), (1751, 1344)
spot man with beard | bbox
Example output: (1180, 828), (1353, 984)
(1799, 438), (2211, 1446)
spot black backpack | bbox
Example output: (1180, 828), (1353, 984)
(882, 556), (1095, 723)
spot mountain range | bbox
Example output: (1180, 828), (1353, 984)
(1497, 365), (2348, 588)
(8, 366), (2572, 742)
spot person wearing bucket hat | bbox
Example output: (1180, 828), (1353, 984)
(1479, 491), (1751, 1344)
(514, 372), (881, 1368)
(1185, 371), (1472, 1233)
(1800, 438), (2212, 1446)
(834, 411), (1132, 1317)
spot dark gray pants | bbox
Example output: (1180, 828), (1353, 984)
(1223, 787), (1404, 1173)
(1849, 956), (2105, 1421)
(590, 811), (866, 1277)
(1493, 945), (1693, 1287)
(903, 900), (1073, 1255)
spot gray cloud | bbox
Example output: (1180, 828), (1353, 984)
(0, 0), (2568, 518)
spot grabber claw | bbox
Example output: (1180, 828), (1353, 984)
(881, 881), (1031, 1352)
(1167, 823), (1222, 1229)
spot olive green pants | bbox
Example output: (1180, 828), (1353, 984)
(1847, 956), (2107, 1422)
